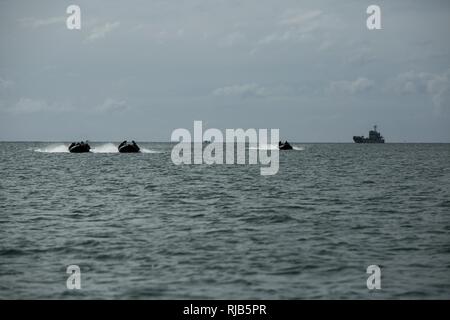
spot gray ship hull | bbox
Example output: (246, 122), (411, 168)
(353, 136), (385, 143)
(353, 125), (385, 143)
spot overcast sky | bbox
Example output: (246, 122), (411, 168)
(0, 0), (449, 142)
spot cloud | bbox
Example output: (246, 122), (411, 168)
(14, 98), (49, 113)
(329, 77), (375, 95)
(8, 98), (71, 114)
(257, 32), (291, 45)
(19, 16), (65, 28)
(257, 27), (318, 46)
(389, 71), (430, 94)
(218, 31), (246, 48)
(388, 69), (450, 110)
(279, 10), (322, 26)
(212, 83), (268, 98)
(85, 22), (120, 42)
(318, 39), (335, 52)
(3, 98), (128, 115)
(0, 77), (14, 89)
(212, 83), (295, 99)
(94, 98), (128, 113)
(346, 47), (377, 65)
(257, 9), (324, 46)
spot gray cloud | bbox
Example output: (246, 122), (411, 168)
(218, 31), (246, 48)
(329, 77), (375, 95)
(212, 83), (268, 98)
(19, 16), (65, 29)
(279, 10), (322, 26)
(212, 83), (297, 100)
(85, 22), (120, 43)
(257, 9), (325, 46)
(346, 48), (377, 66)
(388, 69), (450, 110)
(0, 77), (14, 89)
(8, 98), (71, 115)
(94, 98), (129, 113)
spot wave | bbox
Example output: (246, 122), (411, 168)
(90, 143), (118, 153)
(140, 148), (161, 154)
(34, 144), (69, 153)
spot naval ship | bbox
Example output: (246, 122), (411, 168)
(353, 125), (385, 143)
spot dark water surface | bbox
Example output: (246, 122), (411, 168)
(0, 142), (449, 299)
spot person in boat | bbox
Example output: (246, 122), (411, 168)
(119, 140), (127, 149)
(132, 140), (140, 151)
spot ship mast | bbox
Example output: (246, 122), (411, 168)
(374, 125), (377, 132)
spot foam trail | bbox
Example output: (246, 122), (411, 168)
(35, 143), (161, 154)
(91, 143), (118, 153)
(248, 144), (304, 151)
(91, 144), (161, 154)
(249, 144), (278, 150)
(35, 144), (69, 153)
(141, 148), (162, 154)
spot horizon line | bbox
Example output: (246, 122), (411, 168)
(1, 140), (450, 144)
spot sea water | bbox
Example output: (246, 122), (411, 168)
(0, 142), (449, 299)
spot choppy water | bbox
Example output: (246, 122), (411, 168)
(0, 142), (449, 299)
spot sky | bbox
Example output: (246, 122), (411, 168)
(0, 0), (449, 142)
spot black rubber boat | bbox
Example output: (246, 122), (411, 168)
(279, 141), (293, 150)
(118, 140), (140, 153)
(69, 141), (91, 153)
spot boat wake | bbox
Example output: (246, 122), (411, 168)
(34, 144), (69, 153)
(34, 143), (161, 154)
(248, 144), (305, 151)
(90, 143), (119, 153)
(249, 144), (279, 150)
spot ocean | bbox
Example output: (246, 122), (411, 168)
(0, 142), (449, 299)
